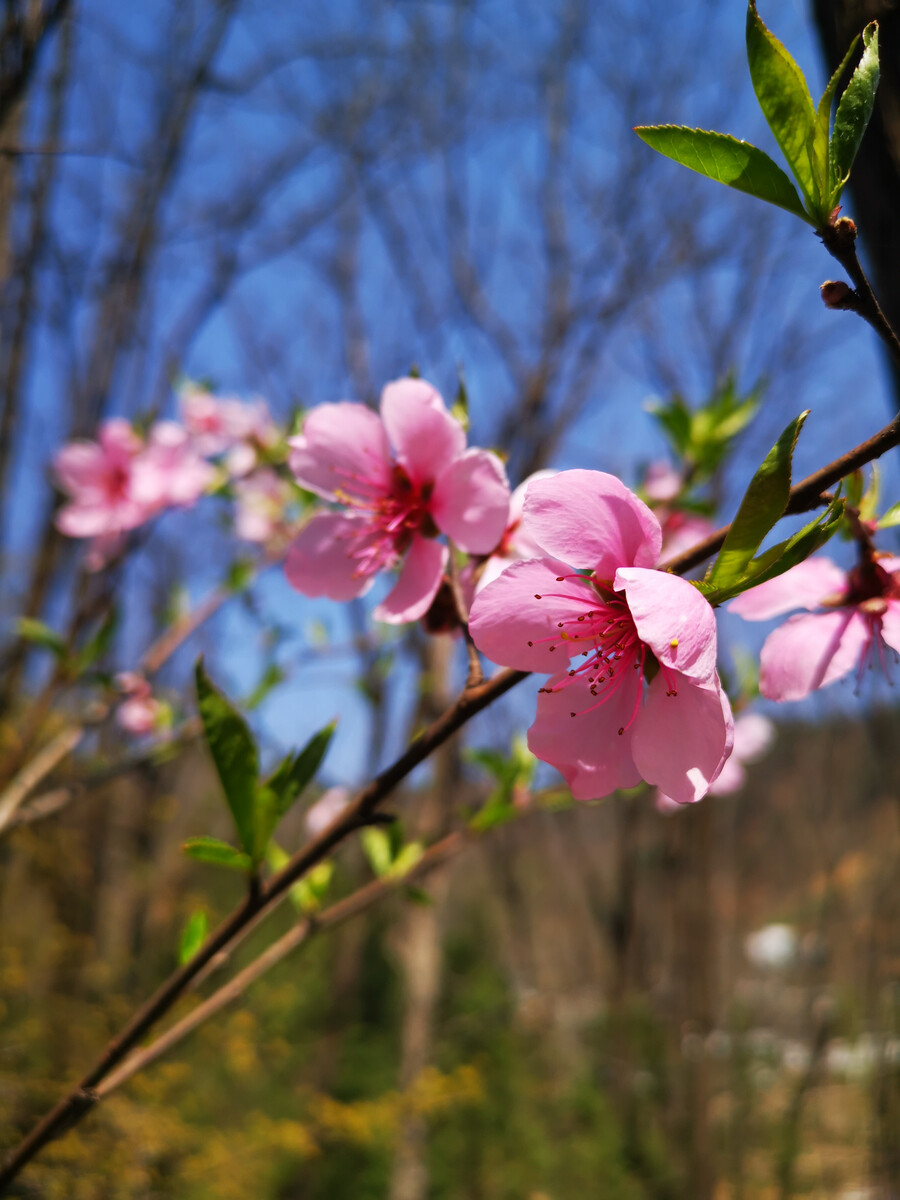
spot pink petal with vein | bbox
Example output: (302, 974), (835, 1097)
(289, 403), (392, 501)
(729, 557), (847, 620)
(631, 674), (733, 805)
(285, 512), (376, 602)
(469, 558), (595, 672)
(524, 470), (662, 577)
(431, 448), (510, 553)
(758, 608), (869, 701)
(615, 566), (718, 682)
(380, 378), (465, 485)
(528, 670), (643, 800)
(373, 535), (447, 624)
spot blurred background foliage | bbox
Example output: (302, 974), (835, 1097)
(2, 0), (900, 1197)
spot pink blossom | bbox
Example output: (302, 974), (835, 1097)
(131, 422), (216, 509)
(54, 419), (150, 540)
(285, 378), (510, 623)
(729, 555), (900, 701)
(180, 386), (276, 464)
(656, 711), (774, 811)
(474, 470), (557, 593)
(658, 510), (717, 563)
(234, 469), (290, 542)
(643, 461), (682, 503)
(305, 786), (350, 838)
(114, 672), (161, 735)
(469, 470), (733, 804)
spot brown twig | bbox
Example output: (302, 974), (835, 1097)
(0, 664), (525, 1189)
(819, 218), (900, 365)
(661, 408), (900, 576)
(96, 829), (469, 1099)
(445, 540), (483, 687)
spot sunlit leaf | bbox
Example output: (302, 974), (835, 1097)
(706, 411), (809, 589)
(831, 22), (879, 196)
(178, 909), (208, 964)
(195, 659), (259, 856)
(183, 836), (252, 872)
(746, 1), (819, 212)
(635, 126), (810, 222)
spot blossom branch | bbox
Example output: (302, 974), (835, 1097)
(0, 664), (525, 1190)
(6, 397), (900, 1187)
(95, 827), (473, 1100)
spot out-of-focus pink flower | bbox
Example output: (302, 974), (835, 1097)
(474, 470), (557, 593)
(729, 555), (900, 701)
(658, 510), (716, 563)
(469, 470), (733, 804)
(285, 378), (510, 624)
(656, 711), (774, 811)
(305, 786), (350, 838)
(131, 422), (216, 509)
(234, 469), (290, 542)
(180, 386), (277, 466)
(54, 419), (149, 540)
(643, 461), (682, 503)
(115, 672), (162, 735)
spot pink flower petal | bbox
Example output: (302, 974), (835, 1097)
(98, 418), (142, 459)
(758, 608), (869, 701)
(614, 566), (718, 683)
(430, 448), (510, 553)
(631, 674), (733, 805)
(373, 535), (447, 624)
(707, 756), (747, 796)
(285, 512), (377, 602)
(523, 470), (662, 577)
(379, 378), (465, 486)
(528, 669), (643, 800)
(288, 403), (392, 502)
(729, 557), (847, 620)
(880, 600), (900, 656)
(731, 712), (775, 763)
(469, 558), (596, 672)
(54, 442), (109, 496)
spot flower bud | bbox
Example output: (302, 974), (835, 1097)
(820, 280), (852, 309)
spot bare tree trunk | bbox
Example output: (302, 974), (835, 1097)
(388, 634), (459, 1200)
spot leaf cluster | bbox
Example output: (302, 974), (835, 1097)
(636, 3), (879, 228)
(184, 660), (335, 874)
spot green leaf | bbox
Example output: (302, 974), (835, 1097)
(292, 860), (334, 913)
(877, 500), (900, 530)
(388, 842), (423, 879)
(644, 394), (693, 458)
(634, 126), (810, 223)
(814, 33), (860, 197)
(244, 663), (285, 711)
(262, 721), (336, 830)
(183, 836), (252, 872)
(405, 885), (434, 906)
(746, 1), (819, 212)
(195, 659), (259, 856)
(698, 496), (844, 605)
(707, 411), (809, 589)
(361, 827), (393, 877)
(75, 608), (119, 674)
(16, 618), (66, 658)
(178, 909), (209, 964)
(830, 22), (879, 198)
(225, 559), (254, 593)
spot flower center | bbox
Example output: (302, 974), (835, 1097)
(335, 463), (434, 580)
(529, 574), (680, 734)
